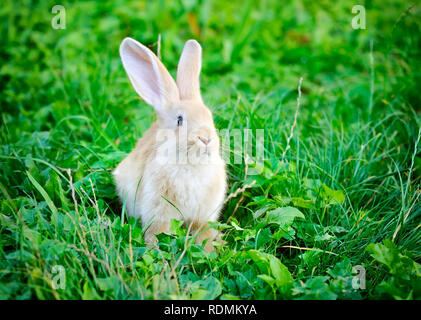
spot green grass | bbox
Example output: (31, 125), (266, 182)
(1, 0), (420, 300)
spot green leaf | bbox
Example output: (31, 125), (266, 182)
(190, 276), (222, 300)
(293, 276), (338, 300)
(291, 197), (316, 209)
(315, 233), (334, 242)
(247, 250), (271, 274)
(191, 288), (210, 300)
(366, 239), (421, 299)
(255, 227), (272, 249)
(366, 240), (396, 269)
(96, 276), (121, 292)
(264, 206), (305, 228)
(248, 250), (293, 293)
(321, 184), (345, 205)
(82, 281), (99, 300)
(27, 171), (58, 218)
(257, 274), (275, 284)
(220, 294), (241, 300)
(230, 219), (244, 231)
(169, 219), (185, 236)
(268, 254), (293, 286)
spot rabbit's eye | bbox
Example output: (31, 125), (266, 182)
(177, 115), (183, 126)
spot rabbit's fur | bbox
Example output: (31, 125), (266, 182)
(113, 38), (227, 251)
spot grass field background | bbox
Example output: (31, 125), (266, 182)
(1, 0), (420, 299)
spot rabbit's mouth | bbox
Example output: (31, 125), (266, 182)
(178, 140), (218, 165)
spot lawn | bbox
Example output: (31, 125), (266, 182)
(0, 0), (420, 300)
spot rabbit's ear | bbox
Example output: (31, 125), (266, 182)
(176, 40), (202, 102)
(120, 37), (179, 113)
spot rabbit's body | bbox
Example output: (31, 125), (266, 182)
(113, 121), (226, 241)
(113, 38), (226, 250)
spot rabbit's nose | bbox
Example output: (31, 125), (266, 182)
(198, 136), (210, 146)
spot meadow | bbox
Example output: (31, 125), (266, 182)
(0, 0), (420, 300)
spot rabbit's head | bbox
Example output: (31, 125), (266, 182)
(120, 38), (220, 163)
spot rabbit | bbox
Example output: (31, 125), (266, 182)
(113, 37), (227, 252)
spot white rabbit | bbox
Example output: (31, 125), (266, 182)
(113, 37), (227, 251)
